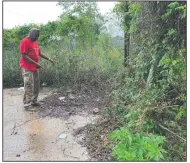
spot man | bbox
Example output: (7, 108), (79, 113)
(20, 28), (55, 109)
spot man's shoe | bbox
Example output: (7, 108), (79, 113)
(24, 103), (32, 108)
(24, 103), (36, 111)
(25, 106), (37, 111)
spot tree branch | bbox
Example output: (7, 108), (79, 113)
(157, 123), (186, 142)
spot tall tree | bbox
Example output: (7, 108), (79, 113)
(57, 1), (103, 52)
(113, 2), (131, 67)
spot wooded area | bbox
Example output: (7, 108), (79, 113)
(3, 1), (186, 161)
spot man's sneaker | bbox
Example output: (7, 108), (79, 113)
(24, 103), (36, 111)
(24, 103), (32, 108)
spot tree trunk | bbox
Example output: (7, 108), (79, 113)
(124, 31), (130, 67)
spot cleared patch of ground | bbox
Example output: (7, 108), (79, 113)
(39, 86), (110, 119)
(38, 86), (120, 161)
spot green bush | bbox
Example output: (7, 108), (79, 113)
(3, 37), (123, 88)
(109, 128), (167, 161)
(3, 48), (21, 87)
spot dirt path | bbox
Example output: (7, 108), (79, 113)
(3, 87), (104, 161)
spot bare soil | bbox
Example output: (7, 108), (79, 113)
(39, 86), (110, 119)
(38, 86), (120, 161)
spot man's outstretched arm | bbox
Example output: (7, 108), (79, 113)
(39, 51), (56, 64)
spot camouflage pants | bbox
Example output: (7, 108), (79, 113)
(21, 68), (40, 104)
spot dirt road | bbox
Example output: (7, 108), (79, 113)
(3, 87), (100, 161)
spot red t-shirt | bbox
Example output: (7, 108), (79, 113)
(19, 36), (40, 72)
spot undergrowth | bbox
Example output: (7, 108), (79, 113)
(106, 1), (186, 161)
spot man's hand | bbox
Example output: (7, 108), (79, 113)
(49, 58), (56, 64)
(39, 52), (56, 65)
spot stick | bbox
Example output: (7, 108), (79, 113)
(11, 123), (16, 135)
(152, 105), (180, 110)
(157, 123), (186, 142)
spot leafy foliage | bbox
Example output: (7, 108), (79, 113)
(109, 128), (167, 161)
(109, 1), (186, 161)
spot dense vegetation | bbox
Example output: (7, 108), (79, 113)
(3, 2), (123, 88)
(3, 1), (186, 161)
(108, 1), (186, 161)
